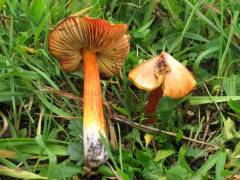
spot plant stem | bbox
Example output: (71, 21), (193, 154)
(81, 48), (108, 167)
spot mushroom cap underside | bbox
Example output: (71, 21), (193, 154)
(128, 52), (196, 99)
(48, 16), (130, 76)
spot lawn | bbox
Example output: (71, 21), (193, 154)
(0, 0), (240, 179)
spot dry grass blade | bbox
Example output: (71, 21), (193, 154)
(0, 111), (8, 137)
(42, 87), (82, 100)
(0, 149), (16, 158)
(0, 165), (47, 179)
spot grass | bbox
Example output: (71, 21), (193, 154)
(0, 0), (240, 179)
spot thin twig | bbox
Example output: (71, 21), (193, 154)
(106, 162), (121, 180)
(37, 112), (220, 150)
(113, 116), (220, 150)
(104, 102), (118, 149)
(41, 87), (82, 100)
(201, 110), (210, 148)
(15, 103), (23, 133)
(27, 96), (34, 137)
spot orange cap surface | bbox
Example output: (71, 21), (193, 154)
(128, 52), (196, 99)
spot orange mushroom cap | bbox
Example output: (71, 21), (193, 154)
(128, 52), (196, 99)
(48, 16), (130, 76)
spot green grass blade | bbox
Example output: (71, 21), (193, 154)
(194, 153), (218, 178)
(183, 0), (220, 32)
(35, 135), (57, 179)
(169, 2), (199, 52)
(0, 0), (5, 10)
(190, 96), (240, 105)
(38, 94), (71, 118)
(218, 11), (239, 76)
(216, 151), (226, 180)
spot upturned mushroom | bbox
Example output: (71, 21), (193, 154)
(48, 16), (130, 167)
(128, 52), (196, 121)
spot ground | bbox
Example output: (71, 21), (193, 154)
(0, 0), (240, 179)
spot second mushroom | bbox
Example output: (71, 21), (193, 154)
(128, 52), (196, 122)
(48, 16), (130, 167)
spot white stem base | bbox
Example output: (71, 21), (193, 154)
(84, 125), (108, 167)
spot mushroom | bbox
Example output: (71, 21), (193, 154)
(128, 52), (196, 122)
(48, 16), (130, 167)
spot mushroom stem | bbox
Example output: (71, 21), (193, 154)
(81, 48), (108, 167)
(144, 86), (163, 125)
